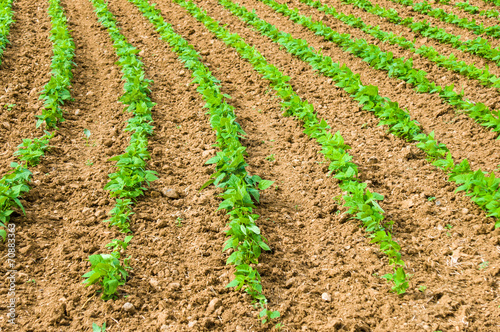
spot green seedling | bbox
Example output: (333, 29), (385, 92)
(82, 236), (133, 300)
(176, 217), (183, 227)
(418, 285), (427, 292)
(265, 154), (275, 162)
(14, 131), (54, 166)
(479, 261), (489, 270)
(83, 129), (91, 146)
(86, 160), (94, 166)
(4, 104), (16, 111)
(92, 322), (106, 332)
(427, 196), (436, 202)
(445, 224), (453, 230)
(26, 279), (36, 284)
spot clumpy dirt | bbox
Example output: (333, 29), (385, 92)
(0, 0), (500, 331)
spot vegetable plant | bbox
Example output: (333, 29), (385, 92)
(92, 322), (106, 332)
(82, 236), (133, 300)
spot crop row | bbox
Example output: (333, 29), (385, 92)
(174, 0), (409, 296)
(81, 0), (159, 300)
(483, 0), (500, 7)
(37, 0), (76, 129)
(343, 0), (500, 66)
(0, 0), (15, 66)
(262, 0), (500, 134)
(206, 0), (500, 228)
(453, 0), (500, 18)
(388, 0), (500, 37)
(0, 0), (74, 241)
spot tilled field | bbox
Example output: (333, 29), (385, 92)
(1, 0), (500, 331)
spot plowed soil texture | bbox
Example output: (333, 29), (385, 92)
(0, 0), (499, 331)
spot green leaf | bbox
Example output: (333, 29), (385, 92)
(258, 179), (274, 190)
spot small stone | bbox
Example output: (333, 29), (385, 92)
(179, 70), (185, 76)
(188, 321), (197, 328)
(74, 109), (80, 115)
(160, 325), (171, 332)
(123, 302), (135, 313)
(103, 139), (113, 147)
(435, 200), (441, 206)
(202, 149), (215, 157)
(461, 208), (469, 215)
(2, 122), (10, 130)
(138, 50), (145, 56)
(157, 219), (169, 228)
(86, 91), (94, 96)
(162, 188), (180, 199)
(169, 282), (181, 290)
(322, 293), (332, 302)
(149, 278), (159, 289)
(206, 298), (221, 315)
(94, 210), (105, 218)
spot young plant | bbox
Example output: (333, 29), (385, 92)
(83, 129), (91, 146)
(14, 131), (54, 167)
(82, 236), (133, 300)
(92, 322), (106, 332)
(4, 103), (16, 111)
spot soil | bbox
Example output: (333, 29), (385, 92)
(0, 0), (499, 331)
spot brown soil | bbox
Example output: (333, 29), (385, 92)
(1, 0), (500, 331)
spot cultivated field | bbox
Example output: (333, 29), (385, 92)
(1, 0), (500, 331)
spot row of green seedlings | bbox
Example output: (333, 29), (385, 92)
(342, 0), (500, 67)
(261, 0), (500, 134)
(128, 0), (281, 324)
(37, 0), (76, 129)
(482, 0), (500, 7)
(0, 0), (75, 241)
(81, 0), (158, 301)
(299, 0), (500, 100)
(207, 0), (500, 228)
(0, 0), (15, 66)
(172, 0), (410, 295)
(387, 0), (500, 38)
(447, 0), (500, 18)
